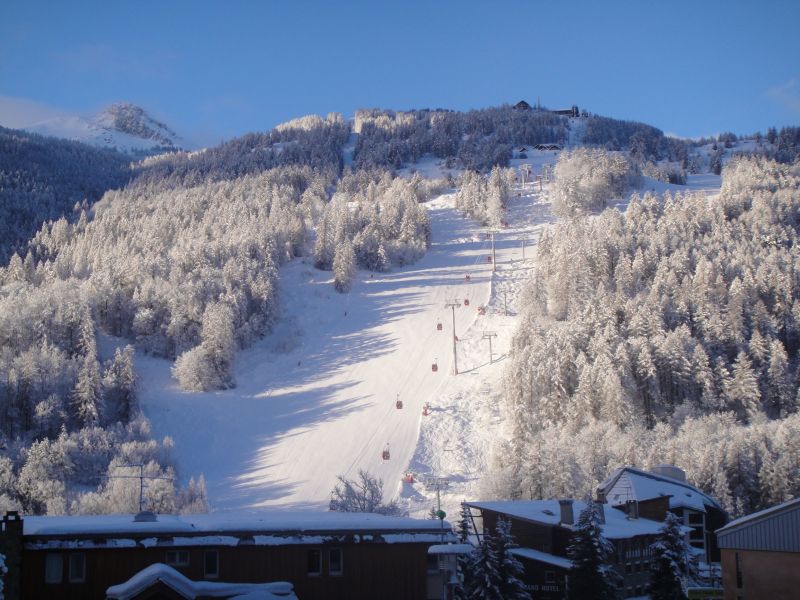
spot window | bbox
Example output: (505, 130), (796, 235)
(45, 554), (63, 584)
(166, 550), (190, 567)
(688, 512), (704, 525)
(68, 553), (86, 583)
(307, 549), (321, 576)
(545, 571), (556, 584)
(427, 553), (440, 574)
(329, 548), (343, 576)
(204, 550), (219, 579)
(735, 552), (743, 588)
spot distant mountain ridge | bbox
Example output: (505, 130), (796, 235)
(26, 102), (189, 156)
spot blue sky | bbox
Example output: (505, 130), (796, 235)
(1, 0), (798, 144)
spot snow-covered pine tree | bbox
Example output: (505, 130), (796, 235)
(467, 517), (531, 600)
(456, 503), (472, 543)
(72, 352), (103, 427)
(453, 503), (477, 600)
(494, 518), (532, 600)
(333, 239), (356, 293)
(648, 512), (692, 600)
(466, 526), (502, 599)
(567, 504), (617, 600)
(102, 345), (137, 423)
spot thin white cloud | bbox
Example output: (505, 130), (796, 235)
(765, 78), (800, 113)
(0, 95), (68, 128)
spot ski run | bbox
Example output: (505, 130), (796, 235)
(135, 151), (720, 519)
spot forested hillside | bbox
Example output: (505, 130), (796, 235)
(0, 101), (786, 517)
(0, 112), (434, 515)
(0, 127), (131, 263)
(495, 157), (800, 516)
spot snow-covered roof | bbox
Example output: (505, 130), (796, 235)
(105, 563), (296, 600)
(427, 543), (474, 555)
(23, 510), (451, 538)
(510, 547), (572, 570)
(466, 500), (666, 539)
(598, 467), (722, 513)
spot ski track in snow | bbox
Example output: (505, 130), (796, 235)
(136, 151), (720, 517)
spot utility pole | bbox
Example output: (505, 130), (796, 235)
(425, 475), (451, 542)
(444, 300), (461, 375)
(104, 464), (174, 513)
(482, 331), (497, 364)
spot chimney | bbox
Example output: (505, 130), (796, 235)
(2, 511), (23, 600)
(134, 510), (157, 523)
(625, 500), (639, 520)
(650, 464), (686, 482)
(559, 499), (574, 525)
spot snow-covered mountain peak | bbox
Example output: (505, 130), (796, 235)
(26, 102), (190, 156)
(95, 103), (179, 147)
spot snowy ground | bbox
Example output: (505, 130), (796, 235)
(137, 149), (720, 518)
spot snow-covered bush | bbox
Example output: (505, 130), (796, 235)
(551, 148), (640, 217)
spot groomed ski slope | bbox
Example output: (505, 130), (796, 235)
(137, 167), (546, 511)
(138, 152), (719, 514)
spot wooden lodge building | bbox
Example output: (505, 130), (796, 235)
(597, 465), (728, 564)
(465, 498), (675, 599)
(716, 496), (800, 600)
(1, 509), (457, 600)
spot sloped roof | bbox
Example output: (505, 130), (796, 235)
(105, 563), (296, 600)
(23, 510), (449, 538)
(466, 499), (666, 539)
(598, 467), (723, 513)
(716, 497), (800, 552)
(510, 547), (572, 570)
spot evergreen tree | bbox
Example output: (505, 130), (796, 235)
(333, 239), (356, 293)
(453, 503), (477, 600)
(648, 512), (691, 600)
(567, 504), (617, 600)
(467, 526), (502, 599)
(102, 346), (137, 423)
(467, 517), (531, 600)
(494, 518), (532, 600)
(72, 353), (103, 427)
(456, 502), (472, 542)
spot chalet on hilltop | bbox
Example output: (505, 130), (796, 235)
(1, 509), (457, 600)
(513, 100), (532, 110)
(551, 105), (580, 118)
